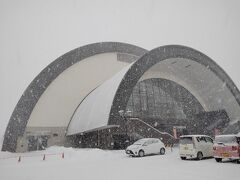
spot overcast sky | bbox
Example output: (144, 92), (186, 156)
(0, 0), (240, 146)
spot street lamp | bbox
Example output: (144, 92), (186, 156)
(118, 110), (125, 117)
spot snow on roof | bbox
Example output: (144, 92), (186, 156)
(66, 64), (133, 135)
(180, 135), (211, 138)
(215, 134), (240, 138)
(137, 138), (159, 140)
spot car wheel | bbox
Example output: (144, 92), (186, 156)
(197, 152), (203, 160)
(215, 158), (222, 162)
(181, 157), (186, 160)
(139, 150), (145, 157)
(160, 148), (165, 155)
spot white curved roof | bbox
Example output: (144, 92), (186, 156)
(67, 63), (133, 135)
(26, 53), (129, 128)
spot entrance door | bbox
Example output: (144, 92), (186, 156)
(27, 136), (48, 151)
(27, 136), (38, 151)
(112, 134), (129, 149)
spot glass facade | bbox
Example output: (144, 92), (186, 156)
(126, 78), (204, 120)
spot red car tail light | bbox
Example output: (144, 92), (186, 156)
(232, 146), (238, 151)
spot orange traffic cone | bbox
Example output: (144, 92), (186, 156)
(18, 156), (21, 162)
(62, 152), (64, 159)
(43, 154), (46, 161)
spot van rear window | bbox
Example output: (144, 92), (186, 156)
(180, 137), (193, 144)
(237, 137), (240, 144)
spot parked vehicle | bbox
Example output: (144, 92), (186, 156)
(213, 134), (240, 163)
(179, 135), (214, 160)
(125, 138), (166, 157)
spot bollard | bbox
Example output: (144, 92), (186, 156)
(62, 152), (64, 159)
(18, 156), (21, 162)
(43, 154), (46, 161)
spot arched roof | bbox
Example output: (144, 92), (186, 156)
(109, 45), (240, 126)
(67, 45), (240, 136)
(2, 42), (147, 152)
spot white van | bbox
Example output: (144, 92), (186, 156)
(179, 135), (214, 160)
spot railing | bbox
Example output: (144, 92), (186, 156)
(128, 117), (175, 138)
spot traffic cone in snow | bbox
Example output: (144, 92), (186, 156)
(18, 156), (21, 162)
(62, 152), (64, 159)
(43, 154), (46, 161)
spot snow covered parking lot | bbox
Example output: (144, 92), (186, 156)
(0, 147), (239, 180)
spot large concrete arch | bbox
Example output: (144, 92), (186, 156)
(2, 42), (147, 152)
(109, 45), (240, 128)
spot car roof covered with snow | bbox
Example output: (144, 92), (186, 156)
(136, 138), (160, 141)
(134, 138), (160, 143)
(180, 135), (212, 138)
(215, 134), (240, 138)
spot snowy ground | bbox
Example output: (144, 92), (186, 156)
(0, 146), (239, 180)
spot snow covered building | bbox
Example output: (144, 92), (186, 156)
(2, 42), (240, 152)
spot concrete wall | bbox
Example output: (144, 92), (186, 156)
(16, 127), (67, 152)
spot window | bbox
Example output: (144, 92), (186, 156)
(196, 137), (200, 142)
(27, 135), (48, 151)
(199, 137), (207, 143)
(180, 137), (192, 144)
(205, 137), (213, 143)
(143, 140), (153, 146)
(237, 137), (240, 144)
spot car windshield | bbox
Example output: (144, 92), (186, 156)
(133, 139), (147, 145)
(179, 137), (193, 144)
(215, 136), (237, 144)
